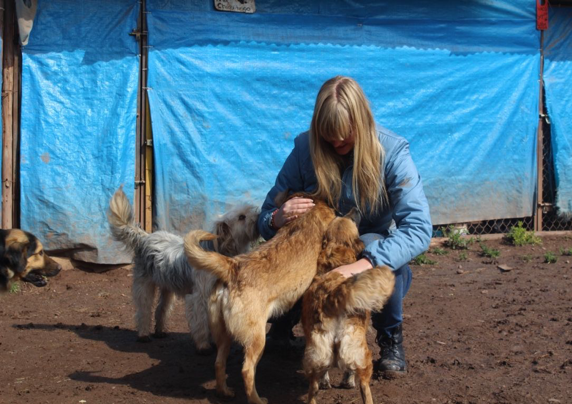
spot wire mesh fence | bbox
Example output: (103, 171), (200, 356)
(432, 115), (571, 237)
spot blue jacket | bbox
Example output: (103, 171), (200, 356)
(258, 127), (432, 271)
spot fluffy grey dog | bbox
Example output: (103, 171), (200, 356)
(108, 187), (259, 348)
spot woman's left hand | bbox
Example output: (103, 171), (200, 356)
(332, 258), (374, 279)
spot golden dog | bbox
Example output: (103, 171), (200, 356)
(302, 215), (395, 404)
(0, 229), (62, 292)
(183, 196), (337, 404)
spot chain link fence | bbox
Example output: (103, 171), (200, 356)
(432, 116), (571, 237)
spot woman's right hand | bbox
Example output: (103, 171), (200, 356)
(273, 197), (315, 229)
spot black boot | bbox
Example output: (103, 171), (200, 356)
(375, 324), (407, 378)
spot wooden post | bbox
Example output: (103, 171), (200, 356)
(2, 0), (18, 229)
(535, 31), (545, 232)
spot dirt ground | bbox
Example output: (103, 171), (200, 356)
(1, 235), (571, 404)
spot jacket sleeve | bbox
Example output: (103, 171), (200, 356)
(361, 141), (432, 271)
(258, 142), (304, 240)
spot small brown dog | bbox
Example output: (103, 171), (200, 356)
(302, 214), (395, 404)
(183, 195), (337, 404)
(0, 229), (62, 292)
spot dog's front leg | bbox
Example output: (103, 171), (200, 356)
(154, 289), (175, 338)
(242, 327), (267, 404)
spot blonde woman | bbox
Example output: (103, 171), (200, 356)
(258, 76), (432, 378)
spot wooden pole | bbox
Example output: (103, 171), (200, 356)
(535, 31), (545, 232)
(2, 0), (16, 229)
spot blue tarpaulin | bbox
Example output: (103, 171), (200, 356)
(20, 0), (139, 263)
(16, 1), (572, 264)
(147, 0), (539, 234)
(544, 8), (572, 216)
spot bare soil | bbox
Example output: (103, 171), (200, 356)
(1, 235), (571, 404)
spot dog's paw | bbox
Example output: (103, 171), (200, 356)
(195, 344), (216, 356)
(318, 380), (332, 390)
(340, 370), (356, 389)
(153, 331), (168, 339)
(216, 386), (235, 399)
(339, 379), (356, 389)
(137, 335), (152, 343)
(319, 372), (331, 390)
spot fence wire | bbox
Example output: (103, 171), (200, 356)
(432, 116), (571, 237)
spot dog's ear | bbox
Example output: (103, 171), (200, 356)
(343, 208), (361, 227)
(215, 221), (230, 240)
(215, 221), (239, 256)
(353, 238), (365, 256)
(7, 242), (29, 276)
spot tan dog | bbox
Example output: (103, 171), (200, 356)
(0, 229), (62, 292)
(183, 196), (337, 404)
(302, 215), (395, 404)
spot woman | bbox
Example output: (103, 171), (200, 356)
(258, 76), (432, 378)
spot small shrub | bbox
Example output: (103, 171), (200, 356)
(521, 254), (533, 263)
(505, 222), (541, 246)
(441, 225), (474, 250)
(430, 247), (449, 256)
(559, 247), (572, 256)
(544, 252), (558, 264)
(9, 282), (21, 294)
(411, 253), (437, 266)
(458, 252), (468, 262)
(479, 243), (500, 260)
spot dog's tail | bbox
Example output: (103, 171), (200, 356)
(183, 230), (238, 284)
(107, 186), (148, 252)
(325, 266), (395, 316)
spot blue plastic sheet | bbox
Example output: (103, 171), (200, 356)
(544, 8), (572, 216)
(147, 0), (539, 233)
(20, 0), (139, 263)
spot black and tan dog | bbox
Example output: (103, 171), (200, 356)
(0, 229), (62, 292)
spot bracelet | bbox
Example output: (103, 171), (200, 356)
(270, 209), (279, 230)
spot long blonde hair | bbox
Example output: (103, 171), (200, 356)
(310, 76), (387, 214)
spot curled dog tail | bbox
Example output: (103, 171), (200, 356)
(183, 230), (238, 284)
(326, 266), (395, 316)
(107, 187), (148, 252)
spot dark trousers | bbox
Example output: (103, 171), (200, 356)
(372, 263), (412, 338)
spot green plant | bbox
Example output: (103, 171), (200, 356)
(411, 253), (437, 266)
(430, 247), (449, 256)
(521, 254), (533, 263)
(9, 282), (21, 294)
(504, 222), (541, 246)
(559, 247), (572, 256)
(441, 225), (474, 250)
(479, 243), (500, 260)
(544, 252), (558, 264)
(458, 252), (468, 261)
